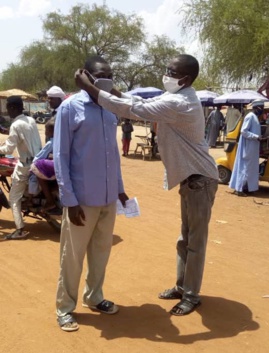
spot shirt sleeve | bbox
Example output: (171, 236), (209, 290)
(33, 141), (53, 162)
(115, 144), (124, 194)
(0, 124), (19, 155)
(241, 114), (260, 140)
(98, 91), (188, 124)
(53, 103), (79, 207)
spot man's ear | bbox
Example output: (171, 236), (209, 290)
(185, 75), (193, 86)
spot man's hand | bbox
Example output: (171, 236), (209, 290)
(74, 69), (100, 101)
(74, 69), (93, 90)
(118, 192), (129, 207)
(258, 136), (269, 141)
(68, 205), (85, 226)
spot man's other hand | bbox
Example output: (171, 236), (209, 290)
(68, 205), (85, 226)
(118, 193), (129, 207)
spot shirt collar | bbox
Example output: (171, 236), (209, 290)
(80, 89), (95, 104)
(12, 114), (26, 123)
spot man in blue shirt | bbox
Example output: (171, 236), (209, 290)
(74, 54), (218, 318)
(54, 55), (128, 332)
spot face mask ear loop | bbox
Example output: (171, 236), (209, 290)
(88, 72), (96, 84)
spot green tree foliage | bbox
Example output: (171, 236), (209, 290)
(183, 0), (269, 85)
(114, 35), (183, 91)
(0, 3), (182, 94)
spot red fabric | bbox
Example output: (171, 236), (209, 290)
(122, 138), (131, 155)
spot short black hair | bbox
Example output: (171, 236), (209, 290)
(176, 54), (199, 83)
(6, 95), (23, 109)
(84, 55), (109, 73)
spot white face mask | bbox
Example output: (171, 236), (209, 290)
(88, 73), (113, 92)
(162, 75), (186, 93)
(93, 78), (113, 92)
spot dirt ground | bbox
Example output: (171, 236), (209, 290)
(0, 124), (269, 353)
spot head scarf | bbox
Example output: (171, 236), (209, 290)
(46, 86), (65, 100)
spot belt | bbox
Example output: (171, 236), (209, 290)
(180, 174), (202, 186)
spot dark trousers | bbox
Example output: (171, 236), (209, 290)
(176, 175), (218, 303)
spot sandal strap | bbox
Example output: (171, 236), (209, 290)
(5, 230), (29, 240)
(96, 300), (114, 311)
(159, 287), (182, 299)
(57, 314), (76, 326)
(170, 299), (201, 316)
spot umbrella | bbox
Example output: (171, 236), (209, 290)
(196, 90), (219, 106)
(0, 88), (38, 101)
(126, 87), (163, 99)
(213, 89), (269, 104)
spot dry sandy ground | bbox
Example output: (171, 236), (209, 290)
(0, 124), (269, 353)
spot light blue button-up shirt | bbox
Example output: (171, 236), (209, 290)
(53, 90), (124, 207)
(33, 137), (53, 162)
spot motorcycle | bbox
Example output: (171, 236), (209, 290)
(0, 154), (62, 233)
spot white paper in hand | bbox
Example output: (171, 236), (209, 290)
(116, 197), (140, 218)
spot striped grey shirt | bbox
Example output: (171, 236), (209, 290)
(99, 87), (218, 190)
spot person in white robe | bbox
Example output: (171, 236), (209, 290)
(229, 101), (264, 196)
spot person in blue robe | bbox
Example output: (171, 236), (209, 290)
(229, 101), (264, 196)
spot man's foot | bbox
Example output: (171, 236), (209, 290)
(83, 299), (119, 314)
(158, 287), (182, 300)
(57, 314), (79, 332)
(232, 190), (247, 197)
(4, 229), (29, 240)
(170, 299), (201, 316)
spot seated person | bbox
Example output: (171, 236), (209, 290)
(29, 118), (60, 213)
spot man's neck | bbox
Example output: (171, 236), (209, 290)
(10, 112), (22, 120)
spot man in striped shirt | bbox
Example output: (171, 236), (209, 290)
(75, 54), (218, 316)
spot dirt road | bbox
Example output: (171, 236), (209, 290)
(0, 125), (268, 353)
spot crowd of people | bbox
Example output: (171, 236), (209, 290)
(0, 52), (268, 332)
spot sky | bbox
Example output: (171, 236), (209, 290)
(0, 0), (198, 72)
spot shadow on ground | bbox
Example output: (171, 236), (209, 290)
(75, 296), (259, 343)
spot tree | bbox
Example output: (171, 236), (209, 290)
(0, 4), (184, 94)
(182, 0), (269, 86)
(114, 35), (183, 91)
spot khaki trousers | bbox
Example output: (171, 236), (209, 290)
(9, 163), (30, 229)
(56, 202), (116, 317)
